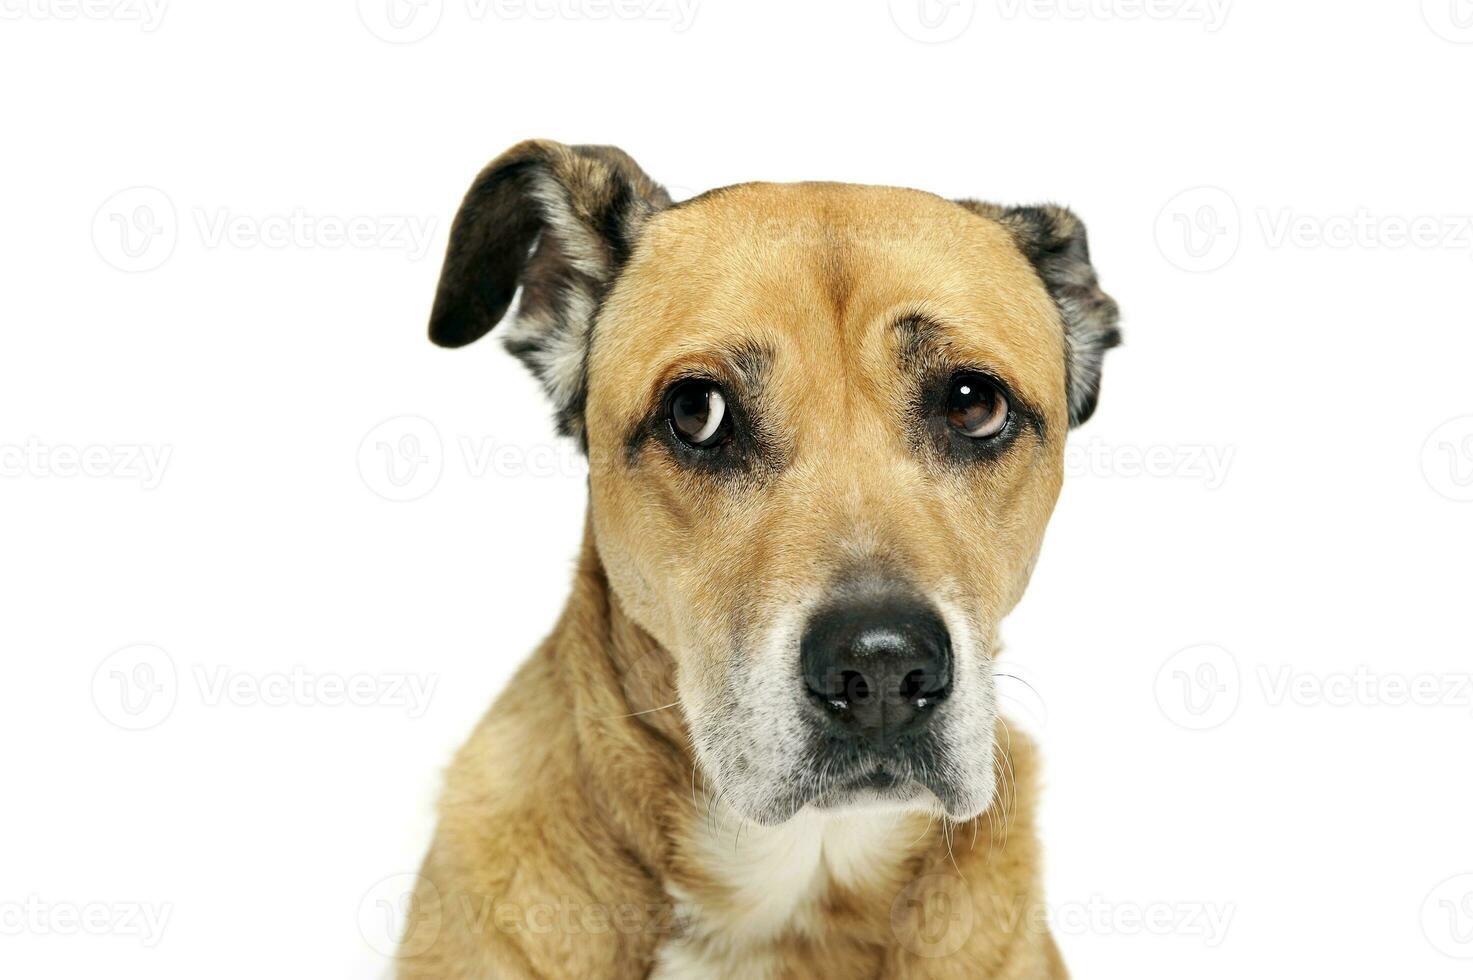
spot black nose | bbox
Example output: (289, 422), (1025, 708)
(800, 597), (952, 747)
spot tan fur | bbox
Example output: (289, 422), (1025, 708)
(402, 181), (1077, 978)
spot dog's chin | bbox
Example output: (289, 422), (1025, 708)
(810, 769), (933, 812)
(818, 768), (995, 823)
(731, 765), (993, 827)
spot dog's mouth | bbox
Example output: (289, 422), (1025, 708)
(709, 721), (995, 825)
(846, 767), (902, 791)
(807, 758), (933, 811)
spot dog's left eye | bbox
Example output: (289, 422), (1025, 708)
(946, 373), (1009, 438)
(668, 380), (730, 448)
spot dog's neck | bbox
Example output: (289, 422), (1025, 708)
(550, 532), (693, 869)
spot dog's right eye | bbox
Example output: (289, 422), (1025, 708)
(668, 380), (730, 448)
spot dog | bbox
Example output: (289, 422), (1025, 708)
(399, 139), (1120, 979)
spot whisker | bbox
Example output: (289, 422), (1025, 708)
(590, 699), (682, 721)
(911, 809), (937, 847)
(943, 817), (966, 881)
(994, 671), (1049, 727)
(995, 717), (1019, 849)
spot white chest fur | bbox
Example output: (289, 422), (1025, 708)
(651, 805), (923, 980)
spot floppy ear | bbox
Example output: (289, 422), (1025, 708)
(959, 202), (1121, 426)
(428, 139), (671, 438)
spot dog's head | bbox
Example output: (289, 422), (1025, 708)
(430, 140), (1119, 825)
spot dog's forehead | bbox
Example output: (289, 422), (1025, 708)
(591, 181), (1068, 423)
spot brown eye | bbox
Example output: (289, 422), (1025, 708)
(946, 373), (1009, 438)
(668, 380), (729, 447)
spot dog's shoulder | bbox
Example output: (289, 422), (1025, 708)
(399, 646), (671, 979)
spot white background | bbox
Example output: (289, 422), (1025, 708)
(3, 1), (1471, 977)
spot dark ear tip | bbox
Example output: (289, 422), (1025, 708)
(428, 306), (493, 348)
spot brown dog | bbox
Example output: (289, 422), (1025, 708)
(400, 140), (1120, 978)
